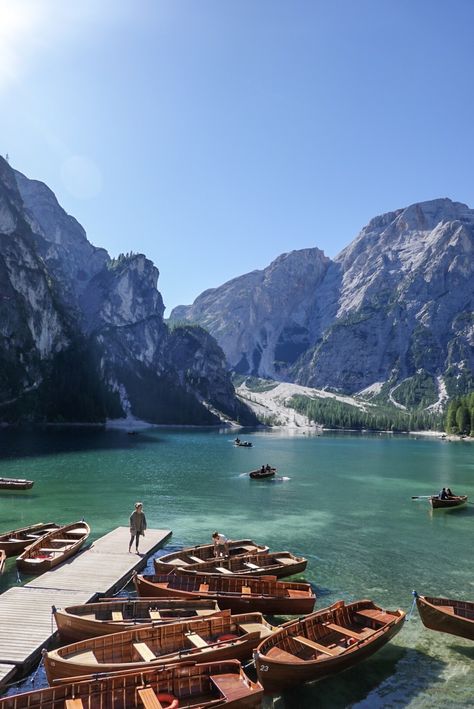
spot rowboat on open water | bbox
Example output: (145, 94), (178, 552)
(170, 551), (307, 579)
(44, 609), (279, 683)
(53, 598), (222, 642)
(0, 660), (263, 708)
(16, 521), (90, 574)
(0, 477), (34, 490)
(0, 522), (61, 557)
(414, 592), (474, 640)
(134, 572), (316, 615)
(249, 467), (276, 480)
(253, 599), (405, 692)
(154, 539), (269, 574)
(429, 495), (468, 509)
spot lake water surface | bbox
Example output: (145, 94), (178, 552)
(0, 428), (473, 708)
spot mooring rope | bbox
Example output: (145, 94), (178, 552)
(405, 590), (418, 622)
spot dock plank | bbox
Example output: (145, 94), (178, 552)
(0, 526), (171, 685)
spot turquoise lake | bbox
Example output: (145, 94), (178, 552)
(0, 427), (473, 708)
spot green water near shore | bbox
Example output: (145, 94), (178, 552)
(0, 428), (473, 707)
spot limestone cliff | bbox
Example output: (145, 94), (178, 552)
(171, 199), (474, 405)
(0, 157), (256, 425)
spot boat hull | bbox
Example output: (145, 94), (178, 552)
(0, 660), (263, 708)
(16, 522), (90, 575)
(429, 495), (468, 509)
(54, 598), (222, 642)
(154, 539), (269, 574)
(416, 595), (474, 640)
(173, 551), (307, 579)
(134, 573), (315, 615)
(45, 611), (275, 684)
(0, 523), (60, 557)
(254, 600), (405, 693)
(0, 478), (34, 490)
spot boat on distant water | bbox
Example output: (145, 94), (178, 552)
(134, 572), (316, 615)
(0, 522), (61, 557)
(0, 659), (263, 708)
(414, 592), (474, 640)
(234, 438), (252, 447)
(154, 539), (269, 573)
(249, 466), (276, 479)
(253, 599), (406, 693)
(0, 477), (34, 490)
(429, 495), (468, 509)
(16, 521), (90, 574)
(53, 597), (222, 642)
(172, 550), (307, 579)
(44, 609), (279, 683)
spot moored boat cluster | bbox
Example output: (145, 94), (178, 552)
(0, 532), (472, 707)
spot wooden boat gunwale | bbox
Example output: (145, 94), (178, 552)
(0, 477), (34, 490)
(53, 598), (223, 642)
(172, 550), (307, 579)
(134, 571), (316, 615)
(16, 521), (90, 574)
(0, 659), (264, 708)
(253, 599), (405, 692)
(415, 593), (474, 640)
(44, 609), (279, 684)
(0, 522), (61, 556)
(429, 495), (468, 509)
(154, 538), (269, 574)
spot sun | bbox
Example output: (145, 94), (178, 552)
(0, 0), (45, 90)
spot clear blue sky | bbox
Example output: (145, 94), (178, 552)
(1, 1), (474, 313)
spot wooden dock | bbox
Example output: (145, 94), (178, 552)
(0, 526), (171, 688)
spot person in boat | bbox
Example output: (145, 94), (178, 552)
(260, 465), (266, 474)
(235, 437), (240, 444)
(265, 463), (272, 471)
(438, 487), (448, 500)
(212, 531), (229, 558)
(446, 488), (455, 498)
(129, 502), (147, 553)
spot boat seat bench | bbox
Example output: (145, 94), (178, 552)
(186, 632), (209, 648)
(241, 586), (251, 594)
(149, 610), (162, 619)
(238, 621), (273, 638)
(138, 687), (164, 708)
(216, 567), (234, 574)
(134, 642), (156, 662)
(65, 700), (85, 709)
(199, 584), (209, 592)
(293, 635), (343, 656)
(188, 555), (204, 563)
(324, 622), (367, 640)
(243, 562), (261, 570)
(354, 609), (394, 624)
(266, 646), (305, 662)
(111, 611), (123, 621)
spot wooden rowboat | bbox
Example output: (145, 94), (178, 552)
(0, 660), (263, 708)
(16, 521), (90, 574)
(0, 477), (34, 490)
(429, 495), (468, 509)
(0, 522), (61, 557)
(171, 551), (307, 579)
(134, 572), (316, 615)
(253, 599), (405, 692)
(415, 592), (474, 640)
(44, 609), (279, 684)
(249, 467), (276, 479)
(53, 598), (222, 642)
(154, 539), (269, 573)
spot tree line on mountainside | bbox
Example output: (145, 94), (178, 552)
(288, 395), (443, 432)
(445, 392), (474, 436)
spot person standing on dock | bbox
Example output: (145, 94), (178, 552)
(129, 502), (147, 553)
